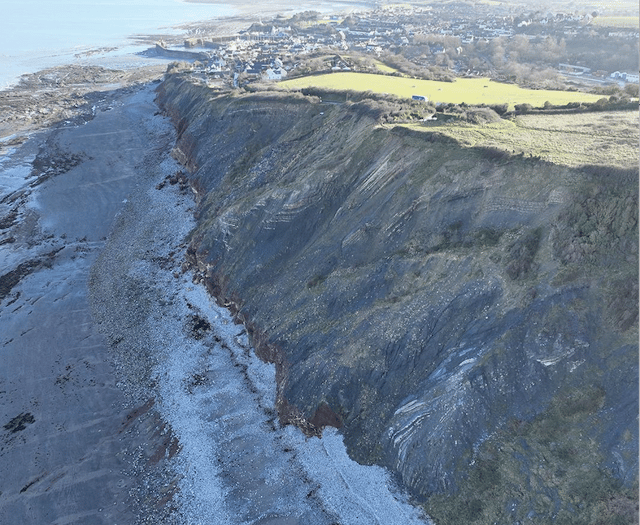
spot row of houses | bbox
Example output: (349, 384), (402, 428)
(168, 3), (638, 85)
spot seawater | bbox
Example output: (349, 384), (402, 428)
(0, 0), (378, 89)
(0, 0), (236, 88)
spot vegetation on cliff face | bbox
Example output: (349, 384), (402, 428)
(427, 385), (639, 524)
(156, 75), (638, 523)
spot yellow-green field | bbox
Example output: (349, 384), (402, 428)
(372, 61), (399, 74)
(591, 16), (639, 27)
(401, 110), (639, 168)
(280, 73), (604, 108)
(341, 56), (400, 74)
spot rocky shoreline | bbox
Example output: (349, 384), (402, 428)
(0, 64), (167, 150)
(1, 6), (637, 519)
(155, 73), (638, 523)
(0, 62), (432, 523)
(0, 80), (179, 523)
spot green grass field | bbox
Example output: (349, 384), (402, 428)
(401, 110), (639, 168)
(591, 16), (639, 28)
(372, 61), (398, 74)
(280, 73), (605, 109)
(341, 56), (400, 74)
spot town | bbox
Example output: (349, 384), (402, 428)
(151, 2), (639, 93)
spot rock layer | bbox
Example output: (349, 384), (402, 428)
(156, 75), (638, 519)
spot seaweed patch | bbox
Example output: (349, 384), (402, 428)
(3, 412), (35, 433)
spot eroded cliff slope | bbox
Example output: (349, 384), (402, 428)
(156, 75), (638, 523)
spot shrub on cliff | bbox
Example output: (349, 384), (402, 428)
(490, 103), (510, 116)
(514, 102), (533, 114)
(460, 107), (502, 124)
(166, 61), (192, 74)
(505, 227), (543, 280)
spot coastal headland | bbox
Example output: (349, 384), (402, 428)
(0, 8), (336, 522)
(0, 47), (428, 525)
(155, 72), (637, 523)
(1, 4), (638, 524)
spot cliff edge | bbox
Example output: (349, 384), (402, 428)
(156, 75), (638, 523)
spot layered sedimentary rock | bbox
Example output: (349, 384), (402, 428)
(156, 75), (638, 520)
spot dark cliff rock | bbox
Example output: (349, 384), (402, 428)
(156, 75), (638, 523)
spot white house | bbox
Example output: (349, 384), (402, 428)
(263, 68), (287, 80)
(610, 71), (639, 83)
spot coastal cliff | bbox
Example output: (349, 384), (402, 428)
(156, 74), (638, 523)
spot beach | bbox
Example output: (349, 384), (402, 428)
(0, 76), (430, 523)
(0, 7), (431, 521)
(0, 79), (177, 523)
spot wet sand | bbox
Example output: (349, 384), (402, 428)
(0, 82), (182, 524)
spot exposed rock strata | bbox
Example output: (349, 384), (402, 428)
(156, 75), (638, 519)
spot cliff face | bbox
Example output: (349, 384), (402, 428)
(156, 76), (638, 521)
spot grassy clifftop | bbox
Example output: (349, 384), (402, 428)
(403, 109), (639, 169)
(279, 73), (605, 109)
(156, 75), (638, 523)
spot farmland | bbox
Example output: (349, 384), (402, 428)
(591, 16), (639, 28)
(279, 73), (605, 109)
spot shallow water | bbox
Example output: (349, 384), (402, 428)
(0, 0), (378, 89)
(0, 0), (235, 88)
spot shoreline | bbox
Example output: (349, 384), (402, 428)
(0, 83), (182, 524)
(0, 0), (242, 90)
(0, 0), (340, 91)
(0, 67), (431, 525)
(0, 0), (379, 91)
(0, 7), (432, 522)
(83, 80), (431, 525)
(0, 2), (291, 142)
(2, 3), (636, 523)
(0, 64), (168, 144)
